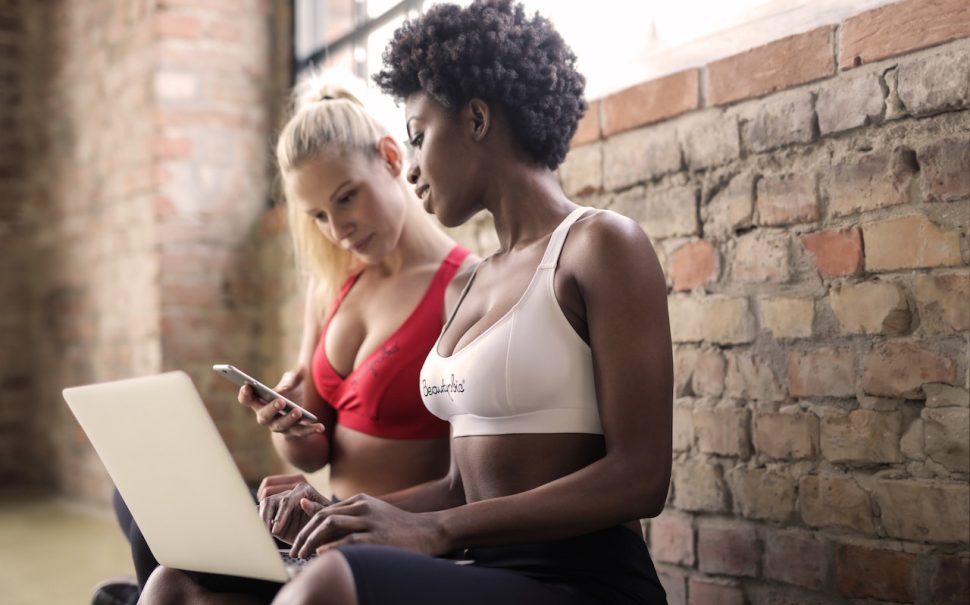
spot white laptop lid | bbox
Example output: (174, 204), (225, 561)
(63, 371), (289, 583)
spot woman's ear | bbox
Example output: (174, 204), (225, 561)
(376, 136), (403, 177)
(466, 98), (491, 142)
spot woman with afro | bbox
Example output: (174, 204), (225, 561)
(150, 2), (672, 603)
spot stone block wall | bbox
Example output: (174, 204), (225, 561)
(556, 1), (969, 603)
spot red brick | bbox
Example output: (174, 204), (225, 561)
(836, 543), (915, 602)
(602, 69), (699, 136)
(688, 578), (745, 605)
(919, 137), (970, 202)
(154, 13), (202, 38)
(839, 0), (970, 70)
(669, 240), (718, 292)
(571, 99), (601, 147)
(788, 348), (857, 398)
(698, 521), (759, 577)
(928, 555), (970, 604)
(756, 173), (819, 226)
(708, 26), (834, 106)
(799, 228), (862, 278)
(763, 530), (826, 589)
(650, 512), (695, 566)
(863, 341), (957, 398)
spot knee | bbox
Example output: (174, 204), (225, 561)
(139, 566), (194, 605)
(273, 551), (357, 605)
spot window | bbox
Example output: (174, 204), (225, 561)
(294, 0), (901, 118)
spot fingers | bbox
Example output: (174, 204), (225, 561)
(300, 497), (325, 515)
(275, 367), (305, 393)
(291, 511), (369, 558)
(257, 474), (305, 500)
(258, 496), (278, 531)
(238, 384), (267, 411)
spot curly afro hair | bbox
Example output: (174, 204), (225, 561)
(374, 0), (587, 170)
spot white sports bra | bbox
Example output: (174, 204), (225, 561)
(420, 207), (603, 436)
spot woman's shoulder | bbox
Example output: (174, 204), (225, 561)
(562, 207), (666, 297)
(570, 207), (657, 258)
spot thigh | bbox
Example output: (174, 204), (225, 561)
(336, 545), (594, 605)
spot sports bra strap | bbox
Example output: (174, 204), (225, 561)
(538, 206), (592, 269)
(323, 271), (363, 327)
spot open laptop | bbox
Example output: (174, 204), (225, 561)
(63, 371), (309, 583)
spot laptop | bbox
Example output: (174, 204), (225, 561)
(63, 371), (309, 583)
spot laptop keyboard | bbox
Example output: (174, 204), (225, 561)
(280, 549), (316, 575)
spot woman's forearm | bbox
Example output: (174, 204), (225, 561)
(381, 473), (465, 513)
(272, 431), (331, 472)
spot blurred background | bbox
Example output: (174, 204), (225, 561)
(0, 1), (967, 604)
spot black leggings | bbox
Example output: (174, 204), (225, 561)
(116, 490), (665, 604)
(337, 525), (667, 605)
(113, 488), (159, 591)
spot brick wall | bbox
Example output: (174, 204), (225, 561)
(556, 1), (969, 603)
(2, 0), (292, 505)
(0, 0), (36, 485)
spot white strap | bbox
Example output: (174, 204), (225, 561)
(538, 206), (591, 269)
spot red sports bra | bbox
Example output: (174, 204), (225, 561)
(311, 245), (469, 439)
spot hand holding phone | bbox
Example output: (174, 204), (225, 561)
(213, 364), (320, 423)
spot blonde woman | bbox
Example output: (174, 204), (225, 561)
(131, 76), (476, 605)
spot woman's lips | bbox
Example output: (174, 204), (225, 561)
(352, 234), (374, 253)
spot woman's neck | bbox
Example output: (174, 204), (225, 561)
(484, 165), (574, 253)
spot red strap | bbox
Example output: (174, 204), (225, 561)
(322, 271), (363, 329)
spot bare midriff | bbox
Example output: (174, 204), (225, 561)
(454, 432), (642, 536)
(329, 424), (450, 499)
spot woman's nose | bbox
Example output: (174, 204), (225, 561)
(329, 217), (354, 241)
(406, 163), (420, 185)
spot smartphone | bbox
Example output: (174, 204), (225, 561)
(212, 364), (319, 423)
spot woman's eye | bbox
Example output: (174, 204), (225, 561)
(410, 133), (424, 149)
(338, 190), (356, 204)
(313, 211), (328, 223)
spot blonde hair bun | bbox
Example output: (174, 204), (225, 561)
(293, 70), (367, 113)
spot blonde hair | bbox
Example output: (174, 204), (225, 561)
(276, 71), (396, 302)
